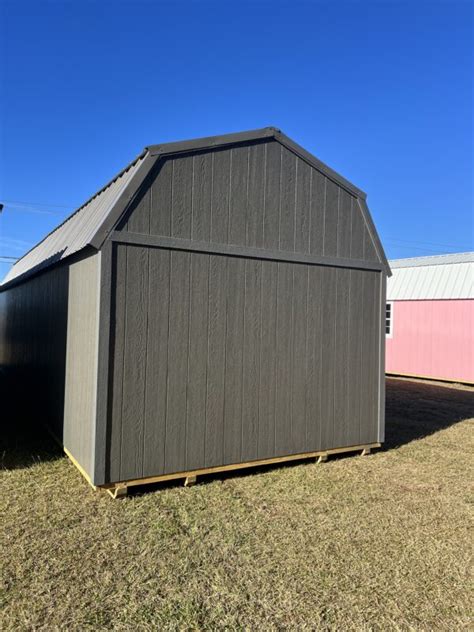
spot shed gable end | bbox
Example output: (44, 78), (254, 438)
(117, 140), (380, 264)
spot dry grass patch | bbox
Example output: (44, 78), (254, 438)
(1, 378), (473, 630)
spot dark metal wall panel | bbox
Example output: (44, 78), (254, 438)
(106, 244), (382, 484)
(119, 140), (382, 268)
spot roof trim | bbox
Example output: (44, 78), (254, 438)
(147, 126), (367, 201)
(273, 130), (367, 199)
(147, 127), (276, 156)
(358, 199), (391, 276)
(89, 152), (159, 249)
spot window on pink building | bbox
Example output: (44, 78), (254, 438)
(386, 302), (393, 338)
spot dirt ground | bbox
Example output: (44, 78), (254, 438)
(1, 377), (473, 630)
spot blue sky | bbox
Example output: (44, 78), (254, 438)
(0, 0), (472, 279)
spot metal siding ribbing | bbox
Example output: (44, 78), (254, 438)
(106, 244), (381, 484)
(2, 155), (146, 285)
(390, 252), (473, 268)
(387, 260), (474, 300)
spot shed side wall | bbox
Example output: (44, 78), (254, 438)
(63, 254), (100, 476)
(0, 265), (69, 439)
(106, 243), (381, 484)
(118, 140), (381, 265)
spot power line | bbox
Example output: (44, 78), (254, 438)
(385, 237), (473, 251)
(0, 203), (67, 216)
(1, 199), (74, 209)
(385, 244), (463, 255)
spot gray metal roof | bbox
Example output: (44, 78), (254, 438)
(387, 252), (474, 300)
(2, 153), (147, 285)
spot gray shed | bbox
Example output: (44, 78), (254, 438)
(0, 128), (390, 496)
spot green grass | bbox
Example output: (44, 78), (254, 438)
(1, 378), (473, 630)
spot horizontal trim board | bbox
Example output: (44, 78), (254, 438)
(386, 372), (474, 387)
(100, 443), (381, 491)
(110, 231), (385, 272)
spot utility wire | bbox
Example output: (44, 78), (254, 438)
(0, 203), (68, 216)
(384, 238), (473, 251)
(1, 199), (74, 209)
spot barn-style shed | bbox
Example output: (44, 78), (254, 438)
(0, 128), (390, 496)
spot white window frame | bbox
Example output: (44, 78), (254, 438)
(385, 301), (394, 338)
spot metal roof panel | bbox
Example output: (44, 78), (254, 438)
(2, 154), (146, 285)
(387, 255), (474, 300)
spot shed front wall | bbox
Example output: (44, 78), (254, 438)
(386, 299), (474, 383)
(105, 243), (382, 484)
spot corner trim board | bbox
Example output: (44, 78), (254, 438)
(93, 241), (113, 486)
(378, 272), (386, 442)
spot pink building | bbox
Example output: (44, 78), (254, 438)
(386, 252), (474, 384)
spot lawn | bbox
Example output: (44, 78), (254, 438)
(1, 378), (473, 630)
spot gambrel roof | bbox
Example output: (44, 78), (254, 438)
(1, 127), (390, 288)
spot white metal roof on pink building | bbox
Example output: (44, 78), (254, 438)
(388, 252), (474, 300)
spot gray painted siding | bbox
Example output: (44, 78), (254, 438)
(0, 265), (69, 439)
(106, 244), (381, 484)
(119, 141), (381, 265)
(63, 254), (100, 477)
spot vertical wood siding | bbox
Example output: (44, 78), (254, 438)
(107, 244), (381, 483)
(119, 140), (381, 265)
(63, 254), (100, 477)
